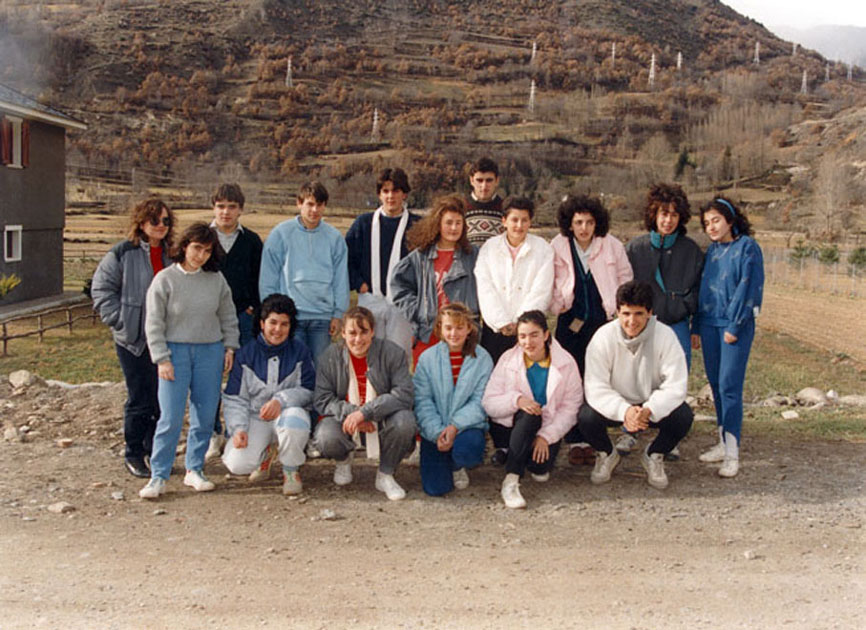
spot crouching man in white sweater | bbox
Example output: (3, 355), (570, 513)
(580, 280), (693, 489)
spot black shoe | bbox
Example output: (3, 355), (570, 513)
(490, 448), (508, 466)
(125, 456), (150, 478)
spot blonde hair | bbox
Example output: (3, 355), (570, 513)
(433, 302), (479, 357)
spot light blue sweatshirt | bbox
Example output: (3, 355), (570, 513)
(413, 341), (493, 442)
(259, 217), (350, 321)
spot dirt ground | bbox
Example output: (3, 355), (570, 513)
(0, 378), (864, 630)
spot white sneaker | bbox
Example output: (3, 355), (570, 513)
(530, 471), (550, 483)
(641, 449), (669, 489)
(305, 442), (322, 459)
(590, 449), (621, 484)
(205, 432), (225, 461)
(501, 474), (526, 509)
(615, 433), (638, 454)
(452, 468), (469, 490)
(718, 457), (739, 478)
(281, 470), (303, 495)
(699, 441), (726, 463)
(183, 469), (215, 492)
(139, 477), (165, 500)
(333, 452), (354, 486)
(375, 471), (406, 501)
(249, 443), (278, 482)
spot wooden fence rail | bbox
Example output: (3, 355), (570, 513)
(0, 303), (99, 356)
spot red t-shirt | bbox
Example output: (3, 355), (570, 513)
(433, 249), (455, 308)
(449, 351), (464, 385)
(149, 245), (164, 275)
(348, 354), (368, 404)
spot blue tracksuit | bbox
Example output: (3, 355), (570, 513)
(695, 235), (764, 446)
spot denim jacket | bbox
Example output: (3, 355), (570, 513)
(390, 244), (479, 344)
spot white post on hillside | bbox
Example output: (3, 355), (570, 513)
(676, 51), (682, 71)
(848, 64), (853, 81)
(611, 42), (616, 67)
(792, 42), (798, 56)
(528, 79), (536, 113)
(801, 69), (808, 94)
(754, 41), (760, 65)
(648, 53), (656, 89)
(531, 41), (537, 63)
(371, 108), (380, 141)
(285, 57), (293, 88)
(825, 63), (830, 81)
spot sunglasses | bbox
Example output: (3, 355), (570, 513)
(149, 216), (171, 227)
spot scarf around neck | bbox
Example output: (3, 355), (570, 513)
(371, 205), (409, 298)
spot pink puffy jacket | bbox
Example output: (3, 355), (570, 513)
(482, 339), (583, 444)
(550, 233), (633, 319)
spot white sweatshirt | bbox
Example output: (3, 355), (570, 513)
(584, 316), (687, 422)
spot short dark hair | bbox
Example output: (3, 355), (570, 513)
(644, 183), (690, 235)
(298, 181), (329, 204)
(700, 197), (754, 237)
(502, 196), (534, 220)
(171, 222), (224, 272)
(376, 168), (411, 195)
(616, 280), (654, 312)
(342, 306), (375, 332)
(211, 183), (245, 208)
(470, 157), (499, 177)
(556, 195), (610, 237)
(516, 310), (551, 355)
(259, 294), (298, 339)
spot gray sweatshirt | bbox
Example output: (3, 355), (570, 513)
(145, 263), (240, 364)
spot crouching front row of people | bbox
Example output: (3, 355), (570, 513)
(139, 280), (699, 510)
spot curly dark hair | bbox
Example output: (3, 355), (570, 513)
(644, 183), (691, 235)
(171, 222), (224, 272)
(259, 294), (298, 339)
(556, 195), (610, 238)
(406, 194), (471, 253)
(700, 197), (753, 238)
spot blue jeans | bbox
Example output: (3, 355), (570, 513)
(294, 319), (331, 363)
(150, 341), (224, 480)
(420, 428), (485, 496)
(699, 320), (755, 444)
(669, 319), (692, 372)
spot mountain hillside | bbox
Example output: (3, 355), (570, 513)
(1, 0), (864, 236)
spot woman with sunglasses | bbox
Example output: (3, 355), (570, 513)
(92, 198), (175, 479)
(693, 197), (764, 478)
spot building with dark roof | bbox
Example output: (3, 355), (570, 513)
(1, 83), (87, 304)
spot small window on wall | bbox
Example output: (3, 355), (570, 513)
(4, 225), (22, 262)
(1, 116), (29, 168)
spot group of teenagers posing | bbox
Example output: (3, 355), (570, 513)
(90, 158), (765, 509)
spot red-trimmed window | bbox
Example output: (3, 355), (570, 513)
(1, 116), (29, 168)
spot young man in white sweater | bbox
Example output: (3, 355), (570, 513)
(580, 280), (693, 489)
